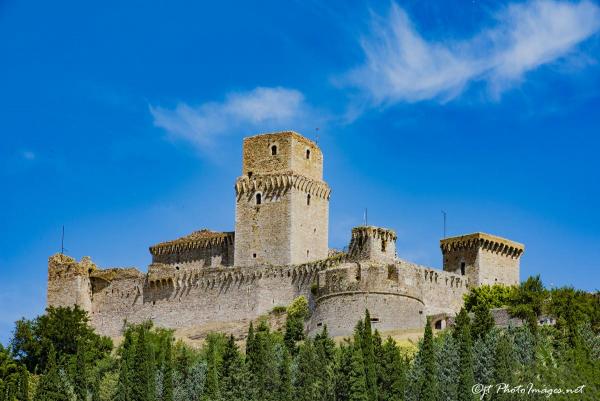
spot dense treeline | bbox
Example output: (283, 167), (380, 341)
(1, 276), (599, 400)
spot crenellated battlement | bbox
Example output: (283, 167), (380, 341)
(348, 226), (397, 263)
(150, 230), (234, 256)
(440, 232), (524, 258)
(234, 172), (331, 200)
(441, 232), (524, 286)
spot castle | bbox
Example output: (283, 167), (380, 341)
(47, 131), (525, 338)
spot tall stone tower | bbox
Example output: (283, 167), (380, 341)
(234, 131), (330, 267)
(440, 232), (524, 286)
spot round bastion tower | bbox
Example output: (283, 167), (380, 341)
(234, 131), (331, 267)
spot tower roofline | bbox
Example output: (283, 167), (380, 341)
(440, 232), (524, 257)
(351, 226), (397, 241)
(244, 130), (319, 149)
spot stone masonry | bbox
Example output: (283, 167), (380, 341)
(47, 130), (525, 338)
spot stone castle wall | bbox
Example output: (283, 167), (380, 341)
(307, 259), (469, 337)
(49, 254), (346, 337)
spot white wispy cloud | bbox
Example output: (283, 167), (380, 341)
(344, 0), (600, 104)
(150, 87), (321, 152)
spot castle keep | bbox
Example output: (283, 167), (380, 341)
(47, 131), (525, 338)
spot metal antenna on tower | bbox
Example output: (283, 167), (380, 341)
(315, 127), (320, 144)
(364, 208), (368, 226)
(441, 210), (447, 238)
(61, 225), (65, 255)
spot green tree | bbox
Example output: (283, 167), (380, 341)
(335, 342), (353, 401)
(11, 306), (112, 374)
(508, 275), (546, 332)
(491, 333), (515, 401)
(472, 329), (498, 386)
(131, 326), (156, 401)
(246, 321), (280, 401)
(277, 346), (292, 401)
(471, 303), (495, 342)
(348, 335), (368, 401)
(18, 365), (30, 401)
(453, 309), (474, 401)
(463, 285), (515, 312)
(74, 338), (89, 401)
(435, 332), (458, 401)
(314, 326), (336, 401)
(379, 337), (406, 401)
(115, 329), (134, 401)
(293, 340), (319, 401)
(202, 334), (221, 401)
(162, 336), (174, 401)
(283, 296), (309, 354)
(361, 311), (378, 401)
(220, 335), (247, 401)
(547, 287), (594, 347)
(35, 346), (76, 401)
(0, 344), (21, 401)
(418, 319), (437, 401)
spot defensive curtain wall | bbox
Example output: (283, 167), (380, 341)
(47, 130), (524, 339)
(48, 234), (471, 339)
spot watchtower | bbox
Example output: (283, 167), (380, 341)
(440, 232), (524, 286)
(234, 131), (330, 267)
(348, 226), (397, 263)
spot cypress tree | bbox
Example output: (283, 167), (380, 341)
(293, 340), (319, 401)
(245, 323), (255, 367)
(349, 333), (368, 401)
(116, 330), (134, 401)
(472, 330), (498, 386)
(379, 337), (406, 401)
(132, 326), (156, 401)
(453, 308), (475, 401)
(362, 311), (378, 401)
(74, 338), (88, 401)
(314, 326), (336, 401)
(247, 321), (279, 401)
(278, 347), (293, 401)
(220, 335), (248, 401)
(35, 346), (76, 401)
(471, 303), (495, 342)
(203, 336), (221, 401)
(492, 334), (515, 401)
(163, 337), (174, 401)
(436, 332), (458, 401)
(335, 342), (353, 401)
(18, 366), (29, 401)
(418, 319), (436, 401)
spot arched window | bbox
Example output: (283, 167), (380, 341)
(381, 239), (387, 252)
(271, 145), (277, 155)
(256, 193), (262, 205)
(306, 250), (309, 258)
(306, 149), (311, 159)
(460, 262), (465, 276)
(307, 194), (311, 205)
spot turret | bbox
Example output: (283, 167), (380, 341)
(348, 226), (397, 263)
(47, 253), (94, 312)
(440, 232), (524, 286)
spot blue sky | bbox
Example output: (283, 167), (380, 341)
(1, 0), (600, 344)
